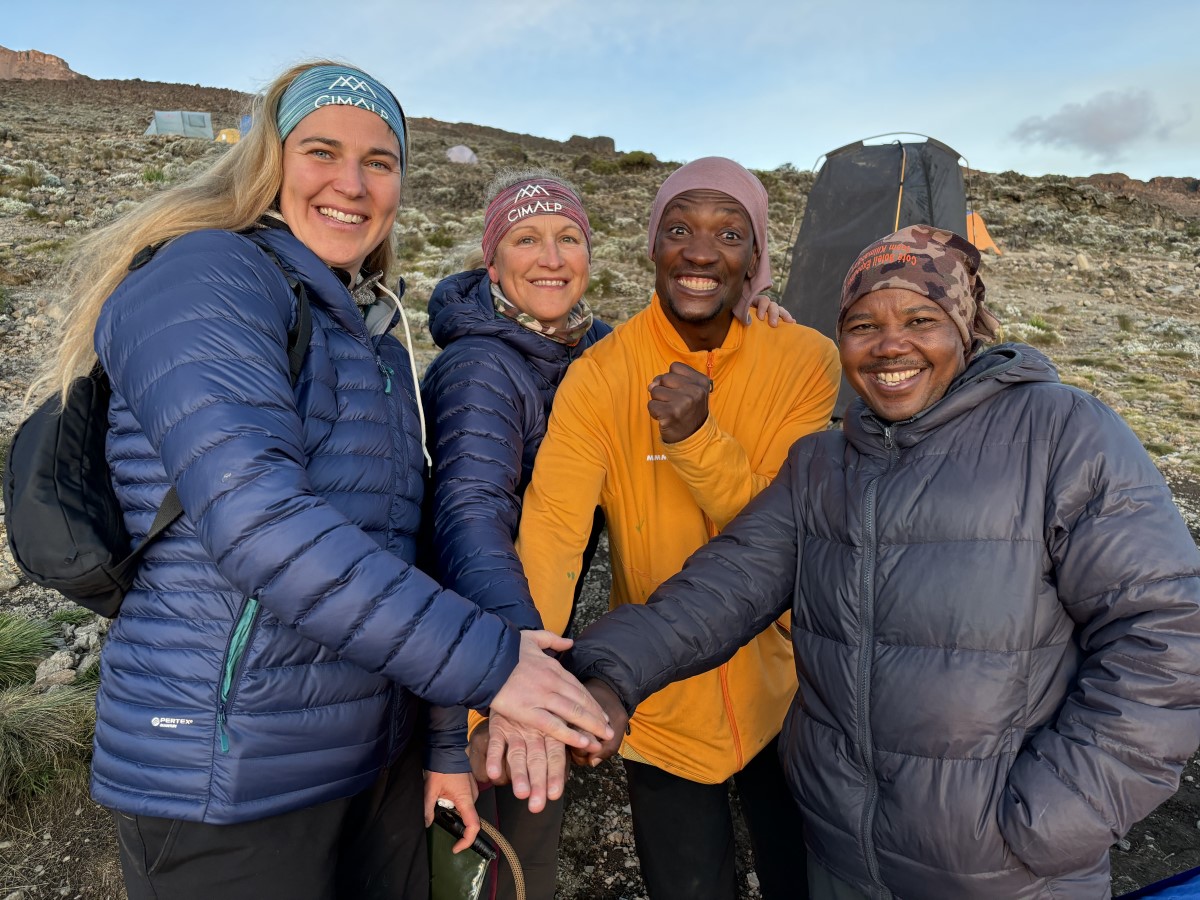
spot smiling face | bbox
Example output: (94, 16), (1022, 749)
(839, 287), (968, 422)
(653, 189), (758, 349)
(278, 104), (403, 274)
(487, 214), (590, 331)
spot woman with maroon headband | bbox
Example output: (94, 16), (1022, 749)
(421, 167), (792, 899)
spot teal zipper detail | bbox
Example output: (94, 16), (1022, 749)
(217, 597), (260, 753)
(378, 359), (394, 394)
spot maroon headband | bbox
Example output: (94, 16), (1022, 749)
(481, 178), (591, 265)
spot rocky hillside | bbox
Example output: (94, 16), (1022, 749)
(1, 75), (1199, 900)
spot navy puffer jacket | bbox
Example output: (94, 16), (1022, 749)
(569, 345), (1200, 899)
(92, 227), (519, 824)
(422, 268), (610, 627)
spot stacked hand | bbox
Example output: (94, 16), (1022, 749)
(471, 678), (630, 813)
(488, 630), (613, 752)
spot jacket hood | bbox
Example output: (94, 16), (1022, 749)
(428, 269), (574, 366)
(846, 342), (1061, 451)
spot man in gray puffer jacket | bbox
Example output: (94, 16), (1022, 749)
(564, 225), (1200, 899)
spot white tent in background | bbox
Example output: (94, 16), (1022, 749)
(144, 111), (214, 140)
(445, 144), (479, 164)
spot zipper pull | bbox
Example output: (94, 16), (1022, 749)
(883, 426), (895, 450)
(378, 359), (393, 395)
(218, 711), (230, 753)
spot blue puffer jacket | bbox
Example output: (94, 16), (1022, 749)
(420, 270), (610, 770)
(92, 227), (519, 824)
(421, 269), (610, 628)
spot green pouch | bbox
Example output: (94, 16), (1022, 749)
(428, 805), (497, 900)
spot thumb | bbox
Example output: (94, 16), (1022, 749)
(524, 630), (573, 653)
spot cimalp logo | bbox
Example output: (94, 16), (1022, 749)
(328, 74), (379, 98)
(514, 184), (550, 201)
(151, 716), (195, 730)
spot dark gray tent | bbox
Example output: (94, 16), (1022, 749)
(781, 136), (968, 417)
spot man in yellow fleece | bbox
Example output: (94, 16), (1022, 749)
(486, 157), (840, 900)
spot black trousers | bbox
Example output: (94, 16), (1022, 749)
(113, 738), (429, 900)
(622, 735), (806, 900)
(474, 786), (565, 900)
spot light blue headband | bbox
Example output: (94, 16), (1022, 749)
(277, 65), (407, 174)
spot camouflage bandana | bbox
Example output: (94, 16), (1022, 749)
(838, 224), (1000, 355)
(491, 282), (594, 346)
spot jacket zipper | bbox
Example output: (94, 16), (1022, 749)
(217, 596), (261, 753)
(856, 425), (897, 895)
(377, 359), (394, 395)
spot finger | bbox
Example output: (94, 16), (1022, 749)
(521, 709), (605, 753)
(454, 802), (482, 855)
(546, 738), (569, 801)
(646, 399), (672, 422)
(423, 780), (437, 828)
(524, 630), (573, 653)
(524, 734), (549, 813)
(505, 731), (532, 800)
(485, 726), (510, 784)
(779, 307), (796, 324)
(667, 361), (705, 380)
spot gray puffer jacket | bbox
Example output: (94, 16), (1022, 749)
(568, 344), (1200, 899)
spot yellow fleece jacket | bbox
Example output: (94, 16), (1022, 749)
(514, 295), (839, 784)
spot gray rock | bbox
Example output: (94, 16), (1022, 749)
(35, 649), (76, 682)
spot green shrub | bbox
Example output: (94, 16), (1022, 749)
(49, 608), (94, 627)
(583, 158), (619, 176)
(618, 151), (658, 170)
(0, 615), (54, 689)
(592, 268), (617, 298)
(0, 684), (96, 804)
(15, 163), (41, 188)
(1117, 313), (1135, 332)
(142, 166), (166, 184)
(1028, 315), (1050, 331)
(398, 231), (426, 259)
(426, 229), (455, 249)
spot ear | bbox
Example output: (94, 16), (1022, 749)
(747, 244), (760, 279)
(487, 262), (500, 285)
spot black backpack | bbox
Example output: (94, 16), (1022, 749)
(3, 234), (311, 617)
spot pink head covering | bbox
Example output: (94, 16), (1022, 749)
(481, 177), (591, 266)
(647, 157), (771, 323)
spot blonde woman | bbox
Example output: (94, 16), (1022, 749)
(36, 61), (609, 900)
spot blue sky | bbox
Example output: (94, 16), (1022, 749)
(7, 0), (1198, 180)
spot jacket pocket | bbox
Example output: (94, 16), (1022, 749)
(216, 597), (260, 752)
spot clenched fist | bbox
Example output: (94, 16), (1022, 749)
(648, 361), (712, 443)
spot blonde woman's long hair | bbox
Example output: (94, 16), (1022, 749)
(34, 59), (400, 403)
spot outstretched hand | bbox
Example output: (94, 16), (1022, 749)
(469, 714), (570, 813)
(488, 630), (613, 755)
(569, 679), (629, 769)
(648, 362), (711, 444)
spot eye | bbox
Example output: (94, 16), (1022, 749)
(309, 148), (334, 160)
(516, 235), (536, 245)
(561, 234), (580, 244)
(668, 224), (688, 236)
(844, 322), (876, 334)
(720, 229), (743, 241)
(366, 159), (394, 172)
